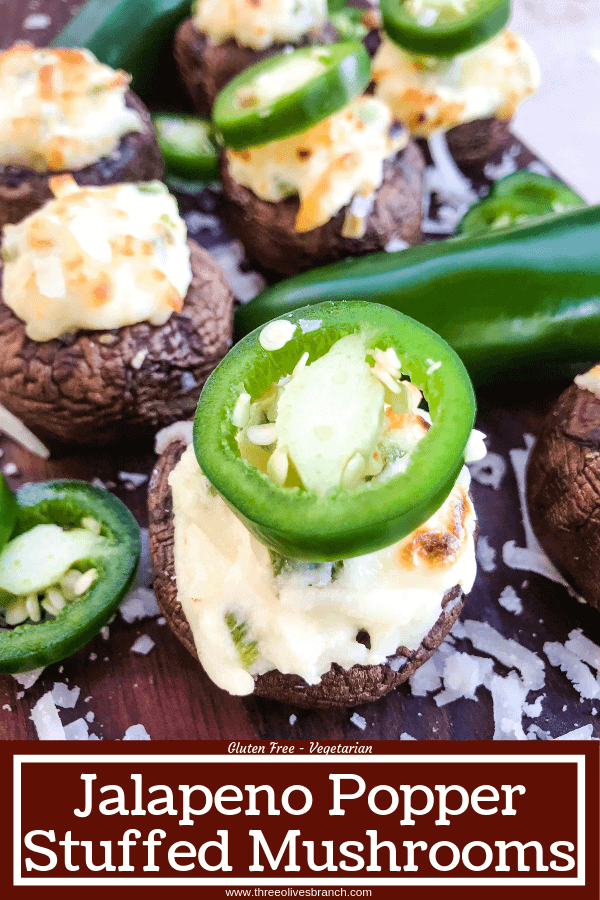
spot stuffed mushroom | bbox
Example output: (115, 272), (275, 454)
(0, 177), (234, 444)
(527, 366), (600, 610)
(149, 301), (482, 708)
(174, 0), (337, 116)
(0, 44), (164, 227)
(215, 42), (424, 278)
(371, 2), (539, 167)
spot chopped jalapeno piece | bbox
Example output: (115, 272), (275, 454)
(194, 300), (475, 561)
(0, 480), (140, 673)
(493, 171), (584, 211)
(153, 113), (220, 181)
(456, 195), (545, 235)
(380, 0), (510, 57)
(212, 42), (372, 151)
(457, 172), (585, 235)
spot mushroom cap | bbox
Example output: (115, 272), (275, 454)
(0, 91), (164, 227)
(0, 240), (234, 444)
(440, 116), (512, 169)
(174, 17), (338, 116)
(148, 437), (470, 709)
(528, 381), (600, 609)
(219, 140), (424, 278)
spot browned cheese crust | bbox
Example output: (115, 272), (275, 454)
(148, 438), (469, 709)
(0, 92), (164, 228)
(528, 382), (600, 610)
(444, 116), (512, 168)
(219, 140), (425, 278)
(0, 241), (234, 445)
(174, 17), (337, 116)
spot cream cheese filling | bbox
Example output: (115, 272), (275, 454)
(372, 29), (540, 137)
(170, 445), (477, 695)
(192, 0), (328, 51)
(0, 44), (143, 172)
(226, 96), (408, 233)
(574, 364), (600, 399)
(2, 178), (192, 341)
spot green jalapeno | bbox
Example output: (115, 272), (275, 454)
(0, 481), (140, 673)
(234, 204), (600, 386)
(153, 114), (220, 181)
(456, 194), (545, 235)
(212, 42), (372, 151)
(457, 172), (585, 235)
(0, 475), (17, 556)
(493, 171), (584, 211)
(194, 300), (475, 562)
(380, 0), (510, 57)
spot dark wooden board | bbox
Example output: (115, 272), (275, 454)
(0, 1), (597, 742)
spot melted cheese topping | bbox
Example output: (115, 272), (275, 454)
(2, 178), (192, 342)
(0, 44), (143, 172)
(192, 0), (327, 50)
(574, 364), (600, 400)
(226, 97), (408, 232)
(372, 29), (540, 137)
(170, 445), (477, 695)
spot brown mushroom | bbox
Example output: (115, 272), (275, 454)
(219, 140), (424, 278)
(0, 92), (164, 228)
(148, 437), (470, 709)
(174, 17), (338, 116)
(444, 116), (513, 169)
(528, 378), (600, 609)
(0, 241), (234, 445)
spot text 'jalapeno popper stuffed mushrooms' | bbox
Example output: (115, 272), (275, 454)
(149, 301), (484, 708)
(214, 41), (425, 277)
(174, 0), (338, 116)
(0, 44), (164, 227)
(0, 177), (234, 444)
(371, 0), (540, 167)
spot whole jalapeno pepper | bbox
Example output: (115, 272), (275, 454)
(194, 300), (475, 562)
(234, 204), (600, 385)
(0, 480), (140, 673)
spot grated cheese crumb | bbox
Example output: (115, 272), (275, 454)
(130, 634), (155, 655)
(31, 692), (65, 740)
(123, 723), (151, 740)
(350, 712), (367, 730)
(498, 585), (523, 615)
(51, 683), (80, 709)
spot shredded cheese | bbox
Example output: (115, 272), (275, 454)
(192, 0), (327, 51)
(226, 97), (408, 233)
(0, 44), (142, 171)
(2, 179), (192, 341)
(372, 29), (540, 137)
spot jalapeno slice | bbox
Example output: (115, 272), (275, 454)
(0, 475), (17, 556)
(380, 0), (510, 57)
(153, 113), (220, 181)
(212, 42), (372, 151)
(456, 195), (544, 235)
(457, 172), (586, 235)
(493, 171), (584, 211)
(0, 481), (140, 673)
(194, 301), (475, 562)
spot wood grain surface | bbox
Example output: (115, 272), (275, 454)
(0, 1), (597, 742)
